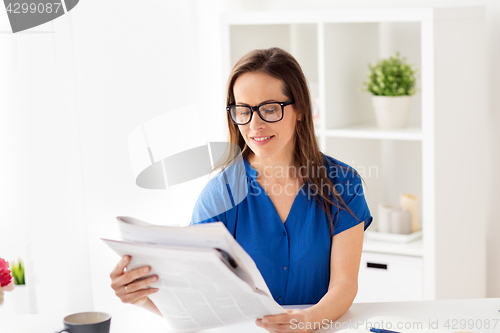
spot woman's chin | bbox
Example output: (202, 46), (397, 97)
(249, 147), (274, 160)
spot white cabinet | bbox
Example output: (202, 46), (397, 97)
(355, 252), (423, 303)
(222, 7), (487, 300)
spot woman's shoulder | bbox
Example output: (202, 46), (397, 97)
(321, 153), (360, 183)
(191, 158), (249, 225)
(321, 154), (370, 226)
(194, 158), (249, 206)
(200, 169), (228, 194)
(203, 158), (249, 191)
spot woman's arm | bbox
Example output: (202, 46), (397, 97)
(256, 222), (364, 333)
(305, 221), (364, 324)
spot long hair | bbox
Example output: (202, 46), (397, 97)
(221, 47), (358, 234)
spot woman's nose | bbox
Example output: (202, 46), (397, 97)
(249, 110), (266, 131)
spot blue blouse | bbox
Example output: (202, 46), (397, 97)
(190, 154), (372, 305)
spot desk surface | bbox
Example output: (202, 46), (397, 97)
(2, 298), (499, 333)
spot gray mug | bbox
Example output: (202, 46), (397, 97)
(55, 312), (111, 333)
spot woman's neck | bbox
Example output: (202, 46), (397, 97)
(248, 152), (297, 181)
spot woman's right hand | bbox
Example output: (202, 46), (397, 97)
(110, 255), (159, 307)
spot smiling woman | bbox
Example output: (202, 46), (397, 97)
(108, 47), (373, 333)
(191, 48), (373, 332)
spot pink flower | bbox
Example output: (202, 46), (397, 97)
(0, 258), (13, 288)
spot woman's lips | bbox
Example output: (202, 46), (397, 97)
(251, 135), (274, 145)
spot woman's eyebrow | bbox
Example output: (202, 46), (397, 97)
(235, 99), (277, 106)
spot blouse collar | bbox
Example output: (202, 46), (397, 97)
(243, 158), (258, 179)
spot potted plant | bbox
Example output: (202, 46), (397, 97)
(1, 258), (28, 313)
(362, 52), (418, 128)
(0, 258), (15, 305)
(10, 259), (25, 286)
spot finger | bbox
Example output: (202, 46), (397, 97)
(113, 265), (151, 290)
(121, 287), (159, 304)
(262, 313), (293, 325)
(110, 256), (130, 279)
(123, 275), (159, 294)
(257, 318), (303, 333)
(255, 320), (289, 332)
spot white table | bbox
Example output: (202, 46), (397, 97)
(328, 298), (500, 333)
(2, 298), (499, 333)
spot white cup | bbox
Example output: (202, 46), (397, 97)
(390, 207), (412, 234)
(378, 203), (398, 233)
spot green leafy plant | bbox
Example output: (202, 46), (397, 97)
(362, 52), (418, 96)
(10, 259), (25, 285)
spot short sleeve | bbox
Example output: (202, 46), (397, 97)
(190, 175), (231, 225)
(190, 160), (249, 226)
(332, 170), (373, 236)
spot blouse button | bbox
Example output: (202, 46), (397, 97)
(283, 266), (288, 271)
(278, 296), (283, 301)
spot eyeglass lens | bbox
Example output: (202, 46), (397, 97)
(230, 103), (283, 124)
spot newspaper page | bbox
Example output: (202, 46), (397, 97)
(103, 239), (285, 332)
(116, 216), (273, 298)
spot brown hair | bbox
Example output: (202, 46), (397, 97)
(221, 47), (359, 235)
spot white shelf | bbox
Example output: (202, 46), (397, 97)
(224, 5), (487, 301)
(319, 121), (422, 141)
(363, 237), (423, 257)
(222, 7), (484, 25)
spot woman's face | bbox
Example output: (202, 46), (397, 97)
(233, 71), (300, 163)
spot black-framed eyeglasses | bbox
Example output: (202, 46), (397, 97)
(226, 99), (295, 125)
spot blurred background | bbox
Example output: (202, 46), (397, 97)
(0, 0), (499, 316)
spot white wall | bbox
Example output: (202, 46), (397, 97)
(0, 0), (498, 317)
(0, 8), (92, 314)
(70, 0), (208, 312)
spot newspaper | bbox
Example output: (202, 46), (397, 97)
(102, 216), (285, 332)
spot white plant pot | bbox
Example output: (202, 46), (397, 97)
(372, 95), (412, 128)
(1, 285), (30, 314)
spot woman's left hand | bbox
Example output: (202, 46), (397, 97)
(255, 309), (317, 333)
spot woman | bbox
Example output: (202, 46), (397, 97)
(110, 47), (372, 333)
